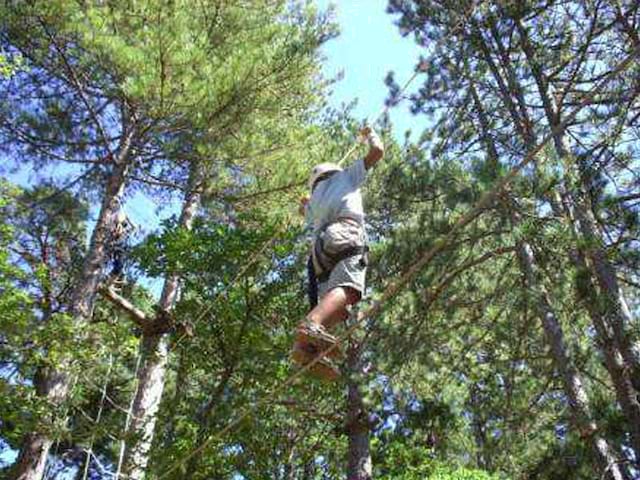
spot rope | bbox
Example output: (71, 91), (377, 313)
(166, 3), (432, 352)
(81, 353), (113, 480)
(171, 0), (444, 342)
(142, 36), (430, 474)
(154, 44), (639, 480)
(97, 35), (424, 479)
(167, 59), (424, 346)
(115, 350), (143, 479)
(152, 1), (485, 476)
(169, 218), (295, 351)
(336, 67), (423, 168)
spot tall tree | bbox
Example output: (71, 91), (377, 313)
(345, 340), (373, 480)
(383, 0), (638, 475)
(1, 1), (334, 477)
(0, 183), (89, 479)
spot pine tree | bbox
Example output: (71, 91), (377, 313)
(1, 1), (335, 477)
(382, 0), (639, 476)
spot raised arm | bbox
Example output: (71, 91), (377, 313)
(361, 126), (384, 170)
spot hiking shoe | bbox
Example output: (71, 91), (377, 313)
(296, 321), (342, 358)
(291, 343), (340, 382)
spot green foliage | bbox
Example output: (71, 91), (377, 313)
(429, 465), (504, 480)
(384, 462), (505, 480)
(0, 49), (22, 77)
(1, 0), (639, 478)
(1, 0), (336, 214)
(0, 182), (88, 446)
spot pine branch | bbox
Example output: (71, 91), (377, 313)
(38, 19), (118, 164)
(614, 192), (640, 204)
(618, 275), (640, 290)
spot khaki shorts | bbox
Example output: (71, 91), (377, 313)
(318, 254), (367, 300)
(315, 220), (367, 300)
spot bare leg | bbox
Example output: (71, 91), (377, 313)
(307, 286), (360, 330)
(291, 286), (361, 379)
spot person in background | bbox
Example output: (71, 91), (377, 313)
(109, 205), (135, 285)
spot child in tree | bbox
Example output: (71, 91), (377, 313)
(292, 126), (384, 380)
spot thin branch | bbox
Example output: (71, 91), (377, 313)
(618, 275), (640, 290)
(39, 19), (117, 162)
(613, 192), (640, 204)
(221, 179), (305, 204)
(99, 286), (151, 329)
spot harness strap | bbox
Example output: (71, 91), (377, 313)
(312, 216), (368, 283)
(323, 244), (367, 264)
(316, 245), (368, 283)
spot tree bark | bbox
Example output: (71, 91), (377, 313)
(302, 460), (315, 480)
(120, 333), (170, 480)
(282, 435), (297, 480)
(345, 341), (372, 480)
(11, 148), (134, 480)
(11, 433), (53, 480)
(572, 196), (640, 387)
(70, 157), (133, 319)
(468, 16), (640, 457)
(467, 65), (626, 477)
(468, 384), (492, 471)
(513, 13), (640, 381)
(511, 16), (640, 455)
(552, 177), (640, 457)
(516, 240), (626, 480)
(121, 163), (203, 480)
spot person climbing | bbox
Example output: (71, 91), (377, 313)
(108, 204), (135, 286)
(292, 126), (384, 380)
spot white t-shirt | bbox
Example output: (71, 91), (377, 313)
(306, 159), (367, 234)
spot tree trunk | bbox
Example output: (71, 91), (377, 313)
(121, 164), (203, 480)
(469, 18), (640, 456)
(516, 240), (626, 480)
(11, 153), (134, 480)
(71, 158), (133, 319)
(302, 460), (315, 480)
(468, 384), (492, 471)
(513, 14), (640, 382)
(345, 341), (372, 480)
(11, 433), (53, 480)
(551, 188), (640, 456)
(467, 65), (626, 477)
(282, 436), (297, 480)
(572, 195), (640, 386)
(510, 16), (640, 455)
(120, 333), (170, 480)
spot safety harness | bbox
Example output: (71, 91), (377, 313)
(312, 218), (368, 283)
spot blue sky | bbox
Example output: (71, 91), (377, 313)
(2, 1), (425, 299)
(5, 0), (424, 228)
(315, 0), (424, 138)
